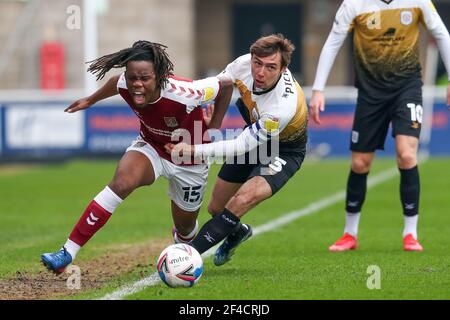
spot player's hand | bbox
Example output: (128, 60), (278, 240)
(164, 142), (195, 157)
(447, 83), (450, 110)
(65, 98), (92, 113)
(309, 90), (326, 125)
(203, 104), (214, 128)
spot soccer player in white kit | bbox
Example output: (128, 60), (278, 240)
(167, 34), (309, 265)
(309, 0), (450, 251)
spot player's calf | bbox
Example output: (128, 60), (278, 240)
(172, 220), (198, 244)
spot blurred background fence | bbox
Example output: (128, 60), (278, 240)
(0, 0), (448, 160)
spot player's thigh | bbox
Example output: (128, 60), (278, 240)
(109, 151), (156, 198)
(171, 200), (199, 234)
(251, 150), (305, 196)
(208, 177), (243, 216)
(167, 163), (209, 213)
(109, 138), (163, 198)
(391, 94), (422, 141)
(351, 100), (391, 152)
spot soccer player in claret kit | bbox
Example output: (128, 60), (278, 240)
(41, 40), (233, 273)
(309, 0), (450, 251)
(166, 34), (308, 265)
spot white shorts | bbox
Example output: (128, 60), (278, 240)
(126, 137), (209, 212)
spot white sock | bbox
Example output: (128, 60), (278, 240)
(174, 220), (198, 243)
(63, 239), (81, 260)
(94, 186), (123, 214)
(403, 215), (418, 239)
(344, 212), (361, 237)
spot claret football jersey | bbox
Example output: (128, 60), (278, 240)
(117, 73), (220, 164)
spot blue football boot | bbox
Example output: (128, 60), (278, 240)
(41, 247), (73, 274)
(214, 223), (252, 266)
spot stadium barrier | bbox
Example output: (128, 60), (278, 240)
(0, 87), (448, 160)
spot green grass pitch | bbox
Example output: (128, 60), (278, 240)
(0, 157), (449, 299)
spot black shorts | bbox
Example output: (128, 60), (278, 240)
(351, 82), (423, 152)
(218, 144), (306, 195)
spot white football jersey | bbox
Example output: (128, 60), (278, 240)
(221, 54), (308, 143)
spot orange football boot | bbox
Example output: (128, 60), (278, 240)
(329, 233), (358, 252)
(403, 234), (423, 251)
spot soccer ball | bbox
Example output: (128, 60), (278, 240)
(157, 243), (203, 288)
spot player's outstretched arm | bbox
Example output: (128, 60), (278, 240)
(65, 74), (120, 113)
(206, 76), (233, 129)
(447, 82), (450, 110)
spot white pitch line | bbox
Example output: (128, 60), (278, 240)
(99, 166), (399, 300)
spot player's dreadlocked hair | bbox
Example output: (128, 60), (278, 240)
(87, 40), (174, 89)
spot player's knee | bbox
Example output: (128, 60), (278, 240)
(351, 157), (372, 173)
(108, 178), (138, 199)
(397, 151), (417, 169)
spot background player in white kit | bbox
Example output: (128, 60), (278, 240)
(309, 0), (450, 251)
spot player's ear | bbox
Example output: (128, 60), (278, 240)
(281, 66), (287, 73)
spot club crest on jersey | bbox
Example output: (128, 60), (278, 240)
(401, 11), (413, 25)
(265, 116), (280, 133)
(164, 117), (178, 128)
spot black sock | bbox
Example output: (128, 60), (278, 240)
(190, 208), (240, 254)
(399, 166), (420, 216)
(345, 170), (368, 213)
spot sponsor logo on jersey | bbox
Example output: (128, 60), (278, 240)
(383, 28), (396, 37)
(164, 117), (178, 128)
(411, 121), (420, 129)
(201, 87), (215, 103)
(401, 11), (413, 25)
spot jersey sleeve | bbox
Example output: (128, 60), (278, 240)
(419, 0), (442, 30)
(218, 54), (250, 83)
(332, 0), (356, 34)
(162, 76), (221, 111)
(312, 1), (354, 91)
(117, 72), (127, 91)
(419, 0), (450, 81)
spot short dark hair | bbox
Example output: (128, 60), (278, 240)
(87, 40), (174, 89)
(250, 33), (295, 68)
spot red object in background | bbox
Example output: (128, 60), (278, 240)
(40, 42), (65, 90)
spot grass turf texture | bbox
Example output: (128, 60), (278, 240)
(1, 158), (449, 299)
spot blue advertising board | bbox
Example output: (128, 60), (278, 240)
(0, 101), (448, 158)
